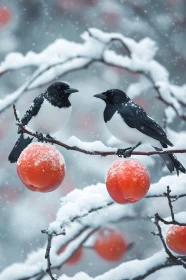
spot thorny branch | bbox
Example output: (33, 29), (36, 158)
(13, 104), (186, 158)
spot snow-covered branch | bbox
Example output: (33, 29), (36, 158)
(57, 251), (176, 280)
(0, 199), (137, 280)
(1, 28), (186, 121)
(1, 174), (186, 280)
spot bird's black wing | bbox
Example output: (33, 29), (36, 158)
(21, 94), (44, 126)
(119, 102), (173, 146)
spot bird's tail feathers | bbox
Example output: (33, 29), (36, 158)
(153, 146), (186, 176)
(168, 154), (186, 176)
(165, 138), (174, 147)
(8, 134), (33, 163)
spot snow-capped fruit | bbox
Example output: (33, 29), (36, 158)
(0, 7), (11, 27)
(17, 143), (65, 192)
(166, 225), (186, 255)
(59, 247), (82, 264)
(94, 228), (127, 261)
(106, 159), (150, 204)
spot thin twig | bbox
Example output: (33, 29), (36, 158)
(42, 227), (99, 280)
(154, 187), (186, 226)
(155, 213), (186, 226)
(45, 234), (56, 280)
(164, 186), (175, 221)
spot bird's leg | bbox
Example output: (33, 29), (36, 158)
(46, 134), (55, 145)
(36, 132), (44, 142)
(117, 142), (141, 158)
(117, 147), (132, 158)
(124, 142), (141, 158)
(17, 125), (23, 134)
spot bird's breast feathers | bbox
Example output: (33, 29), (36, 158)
(28, 99), (72, 134)
(106, 111), (158, 145)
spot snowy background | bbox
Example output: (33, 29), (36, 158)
(0, 0), (186, 279)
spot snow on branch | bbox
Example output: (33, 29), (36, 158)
(1, 175), (186, 280)
(0, 224), (92, 280)
(0, 193), (137, 280)
(47, 175), (186, 236)
(47, 183), (135, 235)
(0, 28), (186, 121)
(58, 251), (175, 280)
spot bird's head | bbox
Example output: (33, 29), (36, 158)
(94, 89), (130, 105)
(47, 82), (79, 97)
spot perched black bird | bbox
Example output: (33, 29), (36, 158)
(94, 89), (186, 175)
(8, 82), (78, 163)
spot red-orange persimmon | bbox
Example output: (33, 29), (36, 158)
(17, 143), (65, 192)
(0, 7), (11, 27)
(59, 247), (82, 265)
(94, 228), (127, 261)
(166, 225), (186, 255)
(106, 159), (150, 204)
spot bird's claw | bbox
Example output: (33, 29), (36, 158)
(36, 132), (44, 142)
(17, 123), (23, 134)
(46, 134), (55, 144)
(123, 148), (133, 158)
(117, 148), (131, 158)
(117, 142), (141, 158)
(17, 126), (23, 134)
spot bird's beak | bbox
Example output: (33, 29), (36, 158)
(94, 93), (106, 100)
(64, 88), (79, 94)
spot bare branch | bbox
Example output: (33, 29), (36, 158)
(164, 186), (175, 221)
(45, 235), (57, 280)
(154, 187), (186, 227)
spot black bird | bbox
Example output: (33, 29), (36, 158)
(94, 89), (186, 175)
(8, 82), (78, 163)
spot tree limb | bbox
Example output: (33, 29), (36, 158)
(13, 104), (186, 158)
